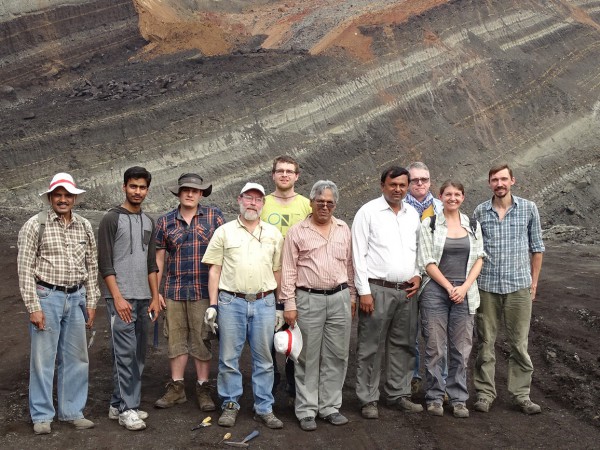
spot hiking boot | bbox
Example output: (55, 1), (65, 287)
(254, 411), (283, 429)
(118, 409), (146, 431)
(67, 418), (95, 429)
(154, 379), (187, 408)
(474, 397), (491, 413)
(196, 382), (216, 411)
(411, 377), (422, 395)
(517, 399), (541, 415)
(390, 397), (424, 413)
(218, 402), (239, 427)
(453, 403), (469, 418)
(299, 416), (317, 431)
(109, 405), (148, 420)
(361, 401), (379, 419)
(33, 421), (51, 435)
(427, 402), (444, 417)
(322, 412), (348, 425)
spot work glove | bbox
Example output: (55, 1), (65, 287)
(275, 310), (285, 332)
(204, 306), (218, 334)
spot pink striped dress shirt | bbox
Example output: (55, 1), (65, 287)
(280, 216), (356, 311)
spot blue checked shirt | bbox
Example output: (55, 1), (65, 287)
(473, 195), (545, 294)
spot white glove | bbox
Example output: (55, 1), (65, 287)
(275, 310), (285, 332)
(204, 307), (218, 334)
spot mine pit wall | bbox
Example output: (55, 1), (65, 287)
(0, 0), (142, 87)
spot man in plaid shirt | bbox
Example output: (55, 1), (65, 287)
(154, 173), (225, 411)
(473, 164), (545, 415)
(17, 172), (100, 435)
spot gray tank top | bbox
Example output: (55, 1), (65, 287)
(438, 235), (469, 281)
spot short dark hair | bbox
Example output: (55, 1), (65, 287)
(439, 180), (465, 196)
(124, 166), (152, 187)
(272, 155), (300, 174)
(380, 166), (409, 184)
(488, 163), (513, 180)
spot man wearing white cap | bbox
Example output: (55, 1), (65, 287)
(17, 173), (100, 435)
(280, 180), (356, 431)
(202, 182), (284, 429)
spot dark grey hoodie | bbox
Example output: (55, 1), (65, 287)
(97, 206), (158, 299)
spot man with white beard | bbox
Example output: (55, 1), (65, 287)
(202, 182), (285, 429)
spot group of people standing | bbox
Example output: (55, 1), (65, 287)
(17, 155), (544, 436)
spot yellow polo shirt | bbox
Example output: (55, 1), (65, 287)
(261, 194), (311, 238)
(202, 217), (283, 293)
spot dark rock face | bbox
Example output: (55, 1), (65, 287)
(0, 0), (599, 240)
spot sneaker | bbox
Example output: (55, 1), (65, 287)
(453, 403), (469, 418)
(118, 409), (146, 431)
(392, 397), (424, 413)
(322, 412), (348, 426)
(361, 401), (379, 419)
(411, 377), (422, 395)
(474, 397), (491, 413)
(218, 402), (239, 427)
(517, 399), (541, 415)
(299, 416), (317, 431)
(254, 411), (283, 429)
(196, 382), (216, 411)
(68, 417), (95, 430)
(109, 406), (148, 420)
(427, 402), (444, 417)
(33, 421), (51, 435)
(154, 379), (187, 408)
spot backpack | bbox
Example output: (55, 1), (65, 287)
(37, 211), (46, 253)
(429, 214), (478, 239)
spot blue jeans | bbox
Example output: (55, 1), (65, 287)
(29, 284), (89, 423)
(420, 281), (474, 405)
(217, 291), (276, 415)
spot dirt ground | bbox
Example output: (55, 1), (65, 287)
(0, 220), (599, 449)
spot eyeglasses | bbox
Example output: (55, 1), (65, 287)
(410, 177), (430, 185)
(274, 169), (297, 175)
(241, 194), (264, 203)
(314, 200), (336, 209)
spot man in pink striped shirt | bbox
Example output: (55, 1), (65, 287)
(280, 180), (357, 432)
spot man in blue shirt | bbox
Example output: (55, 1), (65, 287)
(473, 164), (544, 415)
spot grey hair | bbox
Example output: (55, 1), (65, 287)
(309, 180), (339, 203)
(406, 161), (430, 172)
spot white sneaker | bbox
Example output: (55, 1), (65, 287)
(118, 409), (146, 431)
(109, 405), (148, 420)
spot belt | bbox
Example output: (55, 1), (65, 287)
(222, 290), (274, 302)
(297, 283), (348, 296)
(37, 280), (83, 294)
(368, 278), (412, 290)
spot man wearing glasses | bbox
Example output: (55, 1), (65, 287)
(202, 183), (284, 429)
(404, 162), (443, 395)
(280, 180), (356, 431)
(261, 155), (311, 400)
(153, 173), (225, 412)
(352, 166), (423, 420)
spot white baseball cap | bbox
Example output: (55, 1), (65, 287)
(240, 182), (265, 196)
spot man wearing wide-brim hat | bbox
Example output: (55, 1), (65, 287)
(154, 173), (224, 412)
(17, 172), (100, 435)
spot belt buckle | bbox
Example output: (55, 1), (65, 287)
(394, 282), (404, 291)
(246, 293), (257, 302)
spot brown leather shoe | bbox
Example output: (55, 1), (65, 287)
(196, 382), (216, 411)
(154, 379), (187, 408)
